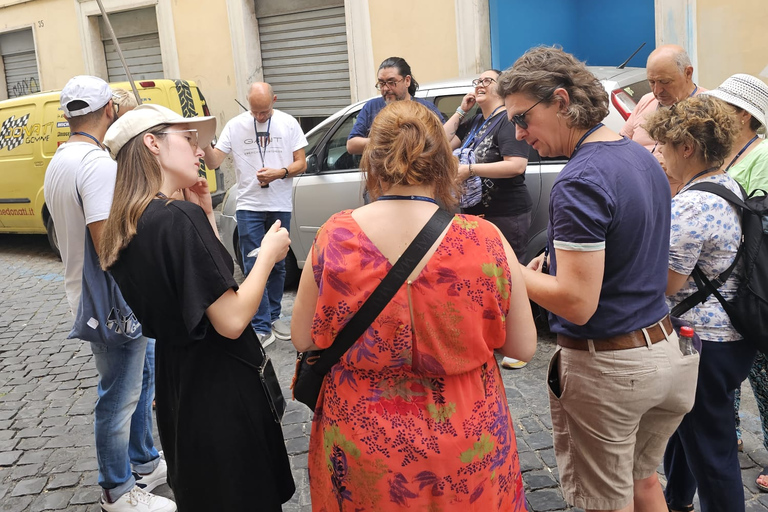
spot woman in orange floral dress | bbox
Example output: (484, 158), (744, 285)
(291, 100), (537, 511)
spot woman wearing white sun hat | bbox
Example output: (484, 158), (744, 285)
(704, 73), (768, 492)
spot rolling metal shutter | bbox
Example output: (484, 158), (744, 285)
(258, 6), (351, 117)
(99, 8), (163, 82)
(0, 29), (40, 98)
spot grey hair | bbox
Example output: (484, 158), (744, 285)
(674, 50), (692, 74)
(112, 88), (138, 111)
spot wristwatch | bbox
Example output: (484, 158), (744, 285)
(281, 167), (289, 179)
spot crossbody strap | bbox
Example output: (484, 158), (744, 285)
(312, 208), (454, 374)
(670, 181), (745, 317)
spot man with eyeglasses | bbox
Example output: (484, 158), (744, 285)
(620, 45), (706, 194)
(347, 57), (444, 155)
(43, 76), (173, 512)
(203, 82), (307, 347)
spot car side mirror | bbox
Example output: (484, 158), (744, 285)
(305, 154), (319, 175)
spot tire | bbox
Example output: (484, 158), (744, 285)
(284, 250), (300, 290)
(46, 215), (61, 260)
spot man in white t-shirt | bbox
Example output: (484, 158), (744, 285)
(204, 82), (307, 347)
(43, 76), (174, 512)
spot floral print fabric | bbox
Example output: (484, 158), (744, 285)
(667, 174), (743, 341)
(307, 211), (526, 511)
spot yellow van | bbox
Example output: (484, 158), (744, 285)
(0, 78), (224, 255)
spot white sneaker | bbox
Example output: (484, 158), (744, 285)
(101, 486), (176, 512)
(272, 318), (291, 340)
(134, 458), (168, 493)
(257, 331), (275, 348)
(501, 357), (528, 369)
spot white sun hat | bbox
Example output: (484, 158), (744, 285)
(702, 73), (768, 130)
(103, 103), (216, 159)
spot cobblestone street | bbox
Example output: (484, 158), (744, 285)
(2, 232), (768, 511)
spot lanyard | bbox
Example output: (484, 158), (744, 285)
(71, 131), (104, 150)
(460, 106), (504, 150)
(724, 135), (759, 172)
(572, 123), (603, 154)
(253, 117), (272, 167)
(683, 166), (719, 189)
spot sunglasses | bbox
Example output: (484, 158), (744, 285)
(510, 87), (562, 129)
(160, 129), (199, 149)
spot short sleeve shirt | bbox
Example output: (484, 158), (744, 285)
(43, 143), (117, 315)
(547, 138), (671, 338)
(347, 97), (445, 140)
(216, 109), (307, 212)
(455, 112), (532, 216)
(666, 174), (743, 342)
(728, 138), (768, 195)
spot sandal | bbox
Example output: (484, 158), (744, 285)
(757, 467), (768, 492)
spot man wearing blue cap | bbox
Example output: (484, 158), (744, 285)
(43, 76), (175, 512)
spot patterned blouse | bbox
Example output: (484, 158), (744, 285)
(667, 173), (743, 341)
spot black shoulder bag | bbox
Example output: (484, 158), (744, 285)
(291, 208), (454, 411)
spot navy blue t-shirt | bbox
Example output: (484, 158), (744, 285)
(348, 96), (445, 140)
(547, 137), (671, 338)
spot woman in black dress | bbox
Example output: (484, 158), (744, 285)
(98, 104), (295, 511)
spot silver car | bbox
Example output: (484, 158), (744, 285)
(220, 67), (650, 287)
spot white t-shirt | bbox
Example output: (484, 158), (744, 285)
(216, 109), (307, 212)
(43, 142), (116, 316)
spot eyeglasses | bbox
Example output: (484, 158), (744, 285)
(471, 77), (496, 88)
(375, 77), (406, 90)
(160, 129), (199, 149)
(510, 87), (560, 129)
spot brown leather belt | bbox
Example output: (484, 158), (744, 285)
(557, 316), (673, 351)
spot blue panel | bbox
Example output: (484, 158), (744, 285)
(490, 0), (655, 70)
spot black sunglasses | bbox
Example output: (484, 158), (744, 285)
(510, 87), (562, 129)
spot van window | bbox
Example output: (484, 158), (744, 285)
(321, 114), (360, 172)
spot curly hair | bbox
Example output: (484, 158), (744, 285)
(497, 46), (609, 129)
(644, 96), (739, 168)
(362, 101), (458, 207)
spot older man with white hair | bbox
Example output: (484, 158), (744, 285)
(621, 44), (707, 194)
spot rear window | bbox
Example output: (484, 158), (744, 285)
(617, 80), (651, 111)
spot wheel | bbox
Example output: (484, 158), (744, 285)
(46, 215), (61, 260)
(283, 250), (300, 290)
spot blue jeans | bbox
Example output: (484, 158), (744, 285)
(236, 210), (291, 334)
(91, 336), (160, 499)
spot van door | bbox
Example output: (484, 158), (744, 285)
(0, 98), (49, 231)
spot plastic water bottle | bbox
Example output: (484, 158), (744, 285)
(679, 326), (696, 355)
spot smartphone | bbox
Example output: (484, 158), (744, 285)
(548, 351), (562, 398)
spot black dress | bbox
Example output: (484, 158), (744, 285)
(110, 199), (295, 511)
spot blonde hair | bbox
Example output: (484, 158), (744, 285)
(644, 96), (739, 168)
(112, 88), (138, 118)
(362, 101), (458, 207)
(99, 125), (168, 269)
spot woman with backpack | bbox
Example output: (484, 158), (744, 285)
(704, 73), (768, 490)
(646, 95), (758, 512)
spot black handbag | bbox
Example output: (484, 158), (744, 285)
(223, 335), (286, 424)
(292, 208), (454, 411)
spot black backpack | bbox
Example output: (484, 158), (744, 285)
(670, 181), (768, 351)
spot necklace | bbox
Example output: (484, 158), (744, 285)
(725, 135), (759, 172)
(378, 194), (437, 205)
(572, 123), (604, 155)
(71, 131), (104, 149)
(683, 166), (720, 188)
